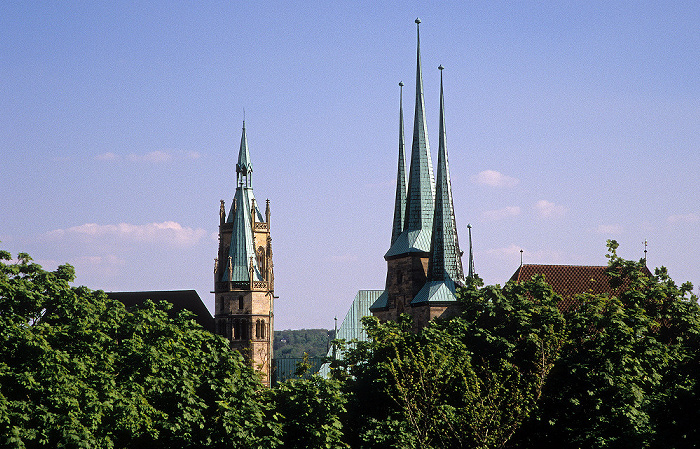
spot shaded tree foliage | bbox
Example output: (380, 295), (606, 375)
(511, 240), (700, 448)
(0, 250), (281, 448)
(271, 376), (348, 449)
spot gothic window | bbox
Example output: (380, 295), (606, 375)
(260, 319), (265, 339)
(255, 319), (261, 339)
(257, 246), (266, 273)
(238, 295), (244, 310)
(233, 319), (240, 340)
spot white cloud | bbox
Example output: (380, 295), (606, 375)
(534, 199), (566, 219)
(95, 152), (119, 161)
(470, 170), (519, 188)
(44, 222), (207, 248)
(185, 151), (201, 160)
(482, 206), (521, 221)
(668, 213), (700, 224)
(127, 150), (172, 163)
(594, 224), (624, 235)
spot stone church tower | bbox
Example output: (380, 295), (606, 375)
(214, 122), (274, 386)
(371, 19), (465, 329)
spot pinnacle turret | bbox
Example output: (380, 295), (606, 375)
(236, 121), (253, 186)
(391, 82), (407, 246)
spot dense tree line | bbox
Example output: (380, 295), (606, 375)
(274, 329), (334, 359)
(2, 241), (699, 448)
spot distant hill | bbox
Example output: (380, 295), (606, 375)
(274, 329), (334, 359)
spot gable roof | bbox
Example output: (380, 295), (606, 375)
(106, 290), (215, 333)
(509, 264), (652, 312)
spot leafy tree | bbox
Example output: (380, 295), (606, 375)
(511, 240), (700, 448)
(0, 249), (281, 448)
(271, 376), (348, 449)
(341, 275), (567, 449)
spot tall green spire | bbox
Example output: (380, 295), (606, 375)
(222, 122), (264, 283)
(412, 66), (463, 306)
(427, 66), (463, 284)
(385, 18), (435, 258)
(391, 81), (407, 246)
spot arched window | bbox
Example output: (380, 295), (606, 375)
(260, 319), (265, 339)
(257, 246), (266, 273)
(255, 319), (261, 339)
(238, 295), (244, 310)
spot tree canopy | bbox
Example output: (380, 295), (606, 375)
(3, 242), (699, 449)
(0, 250), (280, 448)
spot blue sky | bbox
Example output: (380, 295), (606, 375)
(2, 1), (699, 330)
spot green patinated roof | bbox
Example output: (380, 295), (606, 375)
(391, 82), (407, 246)
(411, 278), (459, 305)
(386, 18), (435, 259)
(427, 67), (464, 284)
(320, 290), (384, 377)
(222, 186), (264, 283)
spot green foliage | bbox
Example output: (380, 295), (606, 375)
(0, 250), (281, 448)
(271, 376), (348, 449)
(274, 329), (334, 358)
(341, 275), (567, 449)
(512, 240), (700, 448)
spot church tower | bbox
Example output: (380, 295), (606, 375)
(214, 121), (274, 386)
(371, 20), (464, 328)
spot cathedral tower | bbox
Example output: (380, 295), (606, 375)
(371, 20), (465, 328)
(214, 121), (274, 386)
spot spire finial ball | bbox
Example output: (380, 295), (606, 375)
(415, 17), (421, 24)
(399, 81), (404, 87)
(438, 65), (444, 71)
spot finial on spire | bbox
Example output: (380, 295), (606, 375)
(644, 240), (648, 264)
(438, 64), (444, 71)
(399, 81), (404, 87)
(520, 249), (524, 266)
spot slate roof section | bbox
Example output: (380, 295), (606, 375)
(369, 290), (388, 311)
(411, 279), (459, 305)
(509, 264), (652, 312)
(106, 290), (215, 333)
(391, 82), (408, 246)
(387, 18), (435, 258)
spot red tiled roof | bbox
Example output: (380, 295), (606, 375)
(509, 264), (651, 312)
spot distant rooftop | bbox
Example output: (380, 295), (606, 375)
(106, 290), (214, 333)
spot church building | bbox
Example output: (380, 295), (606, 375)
(370, 19), (467, 329)
(214, 122), (275, 387)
